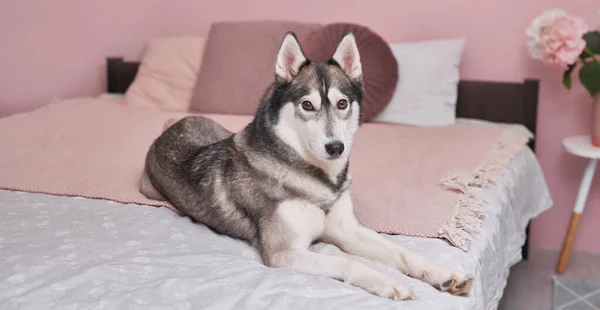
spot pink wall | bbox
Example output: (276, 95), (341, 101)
(1, 0), (599, 252)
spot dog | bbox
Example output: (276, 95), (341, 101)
(140, 32), (473, 301)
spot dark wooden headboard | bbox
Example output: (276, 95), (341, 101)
(106, 57), (539, 149)
(106, 57), (539, 258)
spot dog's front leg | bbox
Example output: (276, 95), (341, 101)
(323, 191), (474, 296)
(259, 199), (415, 301)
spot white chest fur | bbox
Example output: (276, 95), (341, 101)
(277, 199), (326, 248)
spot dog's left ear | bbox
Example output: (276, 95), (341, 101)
(332, 33), (362, 80)
(275, 32), (307, 82)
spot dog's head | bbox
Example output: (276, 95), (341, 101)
(268, 32), (363, 165)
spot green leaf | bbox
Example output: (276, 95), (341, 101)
(563, 63), (576, 90)
(584, 31), (600, 55)
(563, 72), (572, 89)
(580, 31), (600, 60)
(578, 60), (600, 97)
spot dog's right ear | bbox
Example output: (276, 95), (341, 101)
(275, 32), (307, 82)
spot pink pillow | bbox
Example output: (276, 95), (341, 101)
(302, 23), (398, 122)
(189, 21), (321, 115)
(124, 36), (206, 112)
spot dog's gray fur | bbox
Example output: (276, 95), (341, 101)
(141, 32), (474, 300)
(143, 33), (358, 253)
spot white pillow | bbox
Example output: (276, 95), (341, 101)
(96, 93), (125, 100)
(373, 38), (466, 126)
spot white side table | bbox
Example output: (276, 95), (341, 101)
(556, 135), (600, 273)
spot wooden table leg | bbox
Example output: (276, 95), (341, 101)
(556, 159), (597, 274)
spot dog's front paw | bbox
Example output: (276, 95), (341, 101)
(426, 269), (473, 296)
(384, 278), (416, 301)
(360, 276), (416, 301)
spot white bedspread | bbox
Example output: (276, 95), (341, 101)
(0, 148), (551, 310)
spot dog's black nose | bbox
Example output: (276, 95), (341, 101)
(325, 141), (345, 158)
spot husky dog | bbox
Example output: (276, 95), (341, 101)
(141, 32), (473, 300)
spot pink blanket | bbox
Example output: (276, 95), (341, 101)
(0, 98), (531, 251)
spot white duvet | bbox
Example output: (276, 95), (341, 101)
(0, 147), (551, 310)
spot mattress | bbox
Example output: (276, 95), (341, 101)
(0, 144), (551, 310)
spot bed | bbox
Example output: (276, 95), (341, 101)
(0, 57), (551, 310)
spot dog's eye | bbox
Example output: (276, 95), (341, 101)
(301, 101), (314, 111)
(337, 99), (348, 110)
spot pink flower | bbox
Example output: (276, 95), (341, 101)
(527, 10), (589, 69)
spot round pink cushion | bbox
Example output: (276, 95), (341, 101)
(302, 23), (398, 122)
